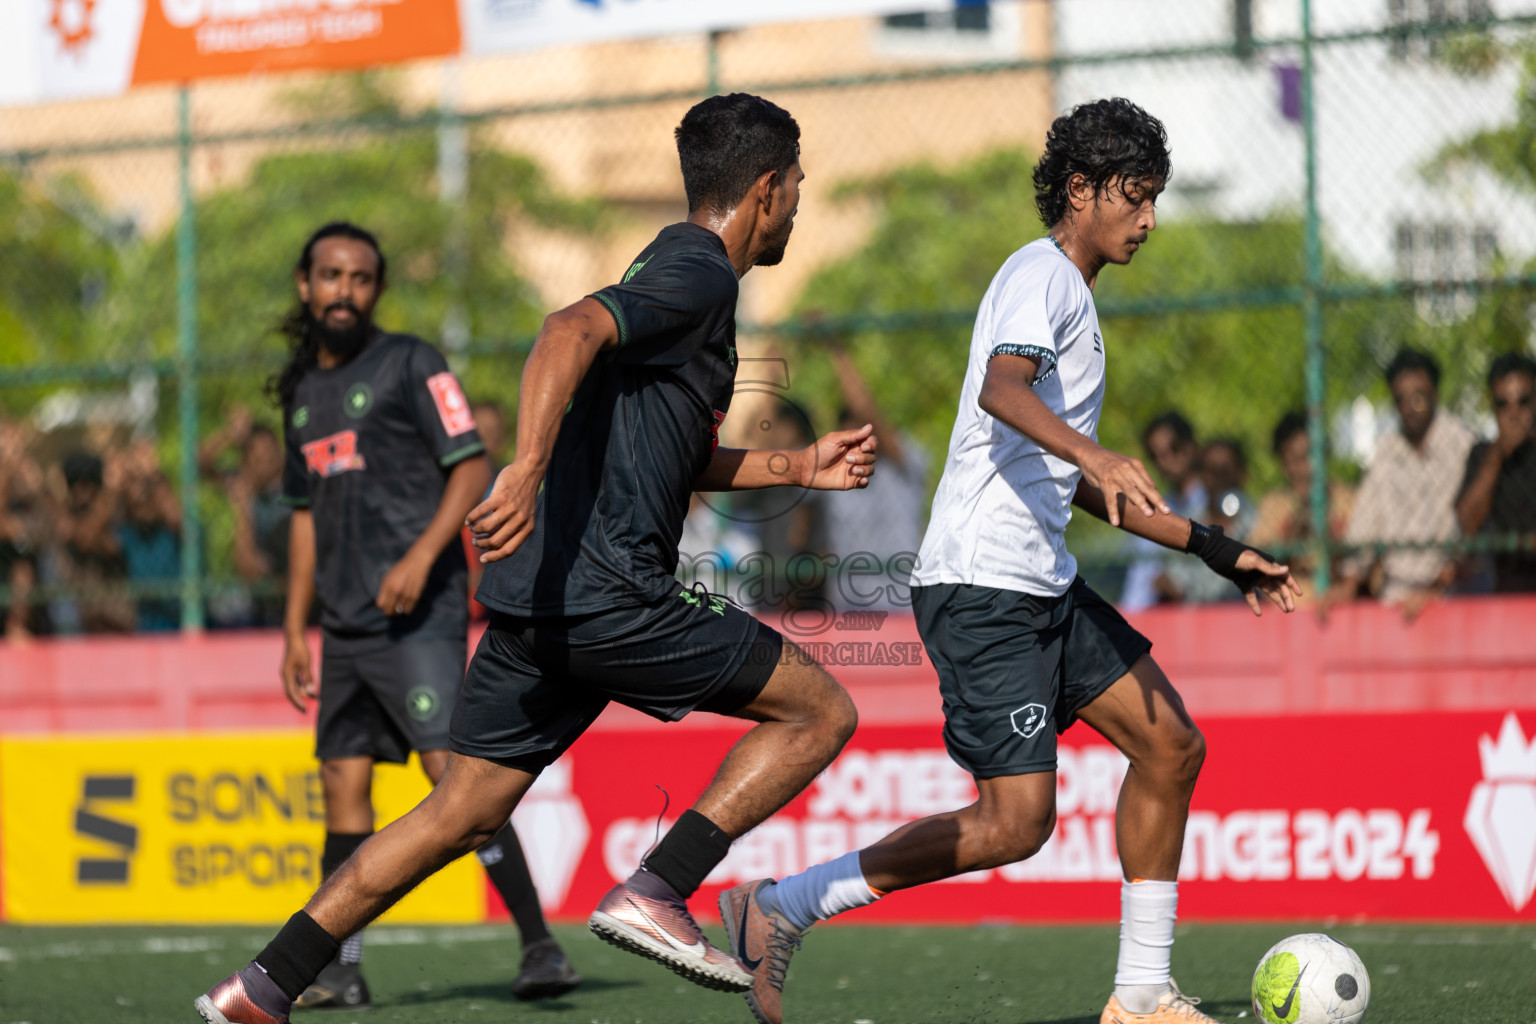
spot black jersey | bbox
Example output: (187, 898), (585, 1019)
(282, 332), (485, 640)
(476, 222), (739, 615)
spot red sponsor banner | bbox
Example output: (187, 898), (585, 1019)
(503, 709), (1536, 924)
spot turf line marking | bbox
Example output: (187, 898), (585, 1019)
(0, 926), (512, 963)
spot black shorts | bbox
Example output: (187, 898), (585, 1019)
(449, 588), (783, 774)
(912, 577), (1152, 779)
(315, 633), (467, 764)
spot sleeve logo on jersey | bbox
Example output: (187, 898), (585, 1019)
(710, 409), (726, 452)
(426, 372), (476, 437)
(302, 431), (367, 478)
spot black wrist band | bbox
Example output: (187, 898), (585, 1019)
(1185, 520), (1211, 555)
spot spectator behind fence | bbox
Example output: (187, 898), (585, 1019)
(822, 344), (927, 610)
(0, 421), (52, 641)
(1456, 352), (1536, 592)
(51, 450), (135, 633)
(1120, 410), (1206, 610)
(1249, 411), (1356, 602)
(1329, 348), (1474, 620)
(116, 459), (184, 632)
(201, 406), (290, 627)
(735, 398), (827, 612)
(1157, 438), (1254, 603)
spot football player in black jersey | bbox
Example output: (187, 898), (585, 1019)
(262, 223), (577, 1010)
(195, 96), (877, 1024)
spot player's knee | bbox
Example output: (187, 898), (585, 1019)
(823, 684), (859, 748)
(1152, 722), (1205, 790)
(319, 761), (370, 803)
(978, 803), (1056, 868)
(1180, 725), (1207, 784)
(425, 800), (508, 857)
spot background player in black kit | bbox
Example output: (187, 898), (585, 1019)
(267, 222), (577, 1010)
(195, 95), (878, 1024)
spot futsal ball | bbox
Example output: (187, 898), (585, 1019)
(1251, 933), (1370, 1024)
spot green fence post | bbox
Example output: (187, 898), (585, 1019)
(1300, 0), (1330, 593)
(706, 29), (722, 97)
(177, 85), (204, 632)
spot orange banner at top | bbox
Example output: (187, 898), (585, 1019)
(130, 0), (460, 85)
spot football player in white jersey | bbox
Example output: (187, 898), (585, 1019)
(718, 98), (1302, 1024)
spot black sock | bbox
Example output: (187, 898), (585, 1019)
(255, 911), (341, 1002)
(322, 832), (371, 965)
(477, 823), (552, 948)
(640, 809), (732, 899)
(322, 831), (371, 880)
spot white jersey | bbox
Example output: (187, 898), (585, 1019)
(910, 237), (1105, 598)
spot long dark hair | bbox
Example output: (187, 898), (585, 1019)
(267, 222), (387, 411)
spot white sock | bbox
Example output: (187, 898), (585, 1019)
(1113, 879), (1177, 1014)
(758, 851), (881, 932)
(339, 932), (363, 966)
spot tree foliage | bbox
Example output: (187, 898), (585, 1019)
(121, 75), (604, 425)
(0, 171), (124, 387)
(783, 148), (1383, 502)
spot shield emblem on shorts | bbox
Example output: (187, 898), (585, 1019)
(407, 685), (441, 723)
(1010, 703), (1048, 740)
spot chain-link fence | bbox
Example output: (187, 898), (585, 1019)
(2, 0), (1534, 635)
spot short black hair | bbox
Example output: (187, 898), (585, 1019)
(1205, 437), (1247, 472)
(63, 451), (102, 489)
(1384, 348), (1441, 389)
(1032, 98), (1172, 228)
(1488, 351), (1536, 389)
(1141, 410), (1195, 451)
(675, 93), (800, 215)
(1272, 411), (1309, 455)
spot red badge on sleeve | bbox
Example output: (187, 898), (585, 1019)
(426, 372), (476, 436)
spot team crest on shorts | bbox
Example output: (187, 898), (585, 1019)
(1010, 703), (1048, 739)
(406, 685), (441, 722)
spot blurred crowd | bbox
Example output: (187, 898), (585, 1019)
(0, 405), (286, 642)
(3, 347), (1532, 640)
(1117, 348), (1536, 619)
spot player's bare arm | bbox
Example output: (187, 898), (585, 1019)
(1071, 477), (1301, 616)
(281, 508), (318, 712)
(467, 297), (618, 563)
(979, 351), (1168, 526)
(694, 423), (877, 491)
(376, 454), (492, 617)
(980, 352), (1298, 615)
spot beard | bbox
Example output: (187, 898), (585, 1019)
(753, 215), (795, 267)
(305, 303), (373, 362)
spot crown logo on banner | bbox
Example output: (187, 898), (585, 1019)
(49, 0), (96, 57)
(1479, 713), (1536, 781)
(1465, 713), (1536, 912)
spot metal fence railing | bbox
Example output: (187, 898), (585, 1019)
(2, 0), (1534, 635)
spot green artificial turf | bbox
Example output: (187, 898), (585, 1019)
(0, 922), (1532, 1023)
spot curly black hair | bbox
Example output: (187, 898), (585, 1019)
(1032, 98), (1172, 228)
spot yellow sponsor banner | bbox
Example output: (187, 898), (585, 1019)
(0, 732), (481, 924)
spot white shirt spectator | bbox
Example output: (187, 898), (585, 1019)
(911, 237), (1105, 598)
(1343, 411), (1475, 601)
